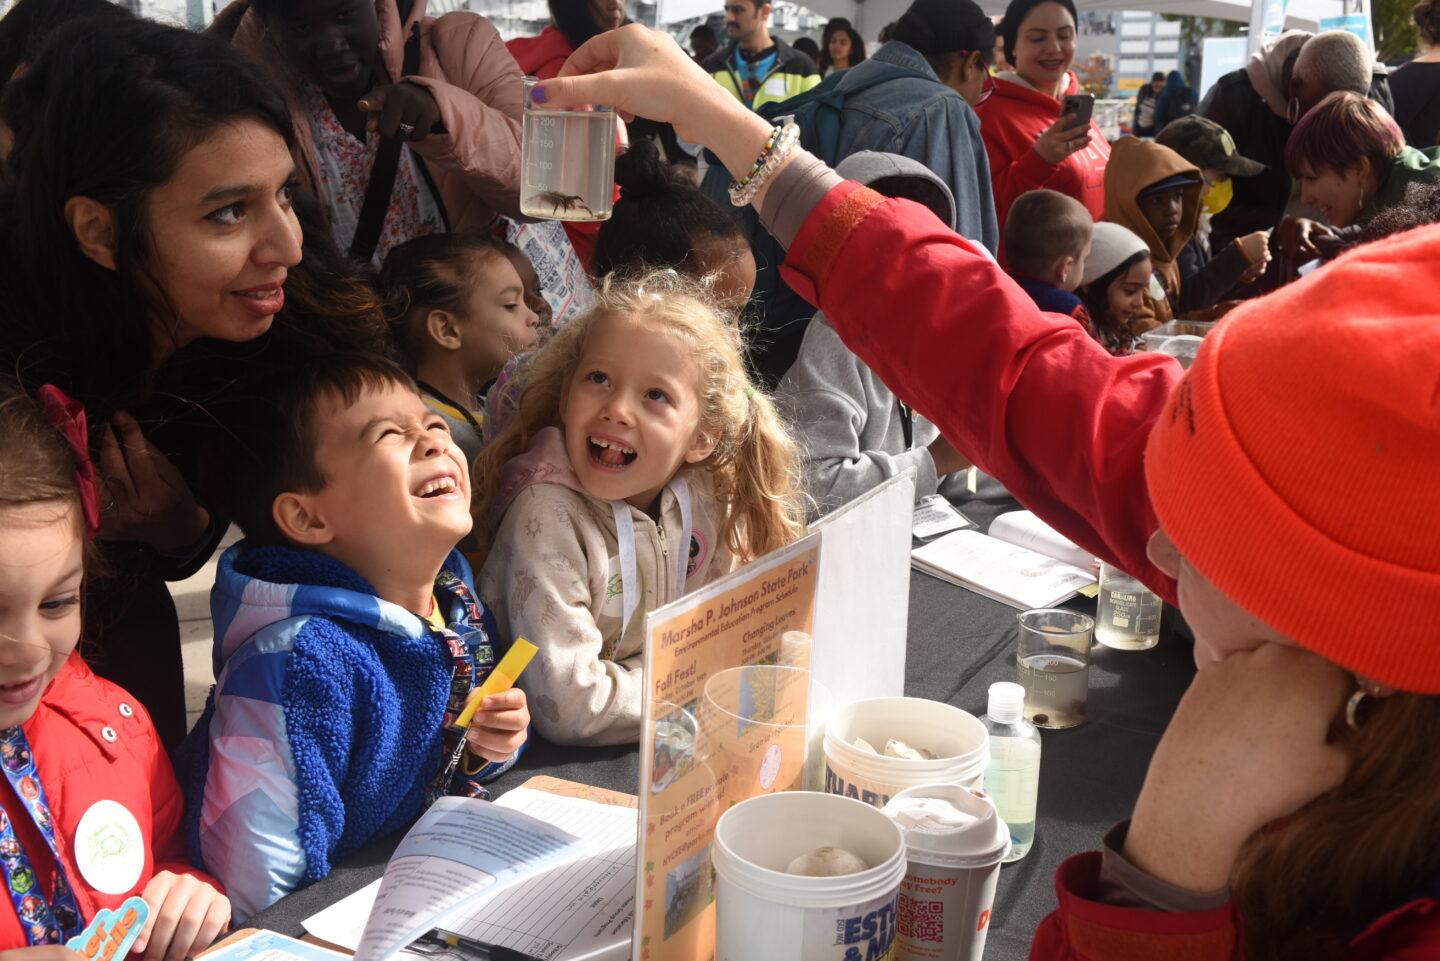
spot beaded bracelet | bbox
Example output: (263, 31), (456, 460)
(727, 124), (783, 197)
(728, 122), (800, 207)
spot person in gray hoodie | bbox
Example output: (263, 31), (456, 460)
(777, 151), (993, 520)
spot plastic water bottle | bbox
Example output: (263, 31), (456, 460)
(980, 681), (1042, 862)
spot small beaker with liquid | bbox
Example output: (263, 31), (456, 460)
(1095, 562), (1162, 651)
(1015, 608), (1093, 729)
(520, 77), (615, 222)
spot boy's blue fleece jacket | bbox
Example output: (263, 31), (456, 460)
(175, 543), (519, 920)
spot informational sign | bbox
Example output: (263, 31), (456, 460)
(806, 469), (915, 711)
(634, 533), (822, 961)
(1261, 0), (1289, 38)
(1201, 37), (1249, 105)
(1319, 13), (1375, 52)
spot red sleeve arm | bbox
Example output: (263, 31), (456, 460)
(780, 183), (1181, 600)
(1030, 853), (1242, 961)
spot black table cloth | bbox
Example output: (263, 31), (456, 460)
(244, 497), (1196, 960)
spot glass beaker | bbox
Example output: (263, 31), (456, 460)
(1094, 562), (1162, 650)
(1015, 608), (1093, 729)
(520, 76), (615, 221)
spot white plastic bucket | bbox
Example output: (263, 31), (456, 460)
(883, 784), (1010, 961)
(824, 697), (990, 808)
(712, 791), (907, 961)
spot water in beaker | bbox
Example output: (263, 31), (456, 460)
(520, 77), (615, 222)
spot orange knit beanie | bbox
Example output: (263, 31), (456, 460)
(1144, 225), (1440, 694)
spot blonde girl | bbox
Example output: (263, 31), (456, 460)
(475, 271), (804, 746)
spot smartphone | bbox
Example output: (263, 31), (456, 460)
(1060, 93), (1094, 131)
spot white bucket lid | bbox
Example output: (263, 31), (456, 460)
(882, 783), (1011, 869)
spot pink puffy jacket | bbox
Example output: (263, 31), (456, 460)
(212, 0), (526, 231)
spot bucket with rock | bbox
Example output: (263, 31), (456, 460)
(823, 697), (989, 809)
(712, 791), (906, 961)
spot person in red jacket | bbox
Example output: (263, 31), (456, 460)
(507, 0), (624, 81)
(535, 26), (1440, 959)
(975, 0), (1110, 230)
(0, 384), (227, 959)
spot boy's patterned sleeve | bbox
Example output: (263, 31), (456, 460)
(186, 642), (314, 921)
(138, 698), (223, 892)
(481, 487), (645, 746)
(451, 745), (522, 791)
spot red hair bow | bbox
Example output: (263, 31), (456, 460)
(35, 385), (102, 540)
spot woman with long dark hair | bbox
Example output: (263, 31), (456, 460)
(975, 0), (1110, 228)
(0, 0), (129, 92)
(1390, 0), (1440, 146)
(818, 24), (867, 75)
(0, 17), (385, 747)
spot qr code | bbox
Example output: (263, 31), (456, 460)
(898, 894), (944, 943)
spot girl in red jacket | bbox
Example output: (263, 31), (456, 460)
(975, 0), (1110, 229)
(0, 385), (228, 961)
(533, 26), (1440, 959)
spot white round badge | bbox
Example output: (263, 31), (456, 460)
(73, 800), (146, 895)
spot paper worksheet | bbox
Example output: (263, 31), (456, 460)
(351, 796), (586, 961)
(197, 929), (350, 961)
(988, 510), (1098, 571)
(912, 528), (1096, 609)
(306, 789), (637, 961)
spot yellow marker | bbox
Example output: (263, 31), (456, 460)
(455, 638), (538, 728)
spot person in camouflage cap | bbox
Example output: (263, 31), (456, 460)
(1157, 114), (1271, 313)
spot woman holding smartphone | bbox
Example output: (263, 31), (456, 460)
(974, 0), (1110, 230)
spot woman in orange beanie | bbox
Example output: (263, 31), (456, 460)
(533, 27), (1440, 959)
(1025, 232), (1440, 959)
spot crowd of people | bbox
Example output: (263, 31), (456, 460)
(0, 0), (1437, 958)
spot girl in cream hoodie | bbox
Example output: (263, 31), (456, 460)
(475, 273), (805, 745)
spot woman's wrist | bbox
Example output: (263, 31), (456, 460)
(756, 151), (844, 246)
(705, 109), (781, 185)
(1030, 140), (1063, 169)
(1123, 793), (1245, 893)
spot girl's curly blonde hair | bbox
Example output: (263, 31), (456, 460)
(473, 270), (805, 563)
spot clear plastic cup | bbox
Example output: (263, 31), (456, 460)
(701, 665), (812, 808)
